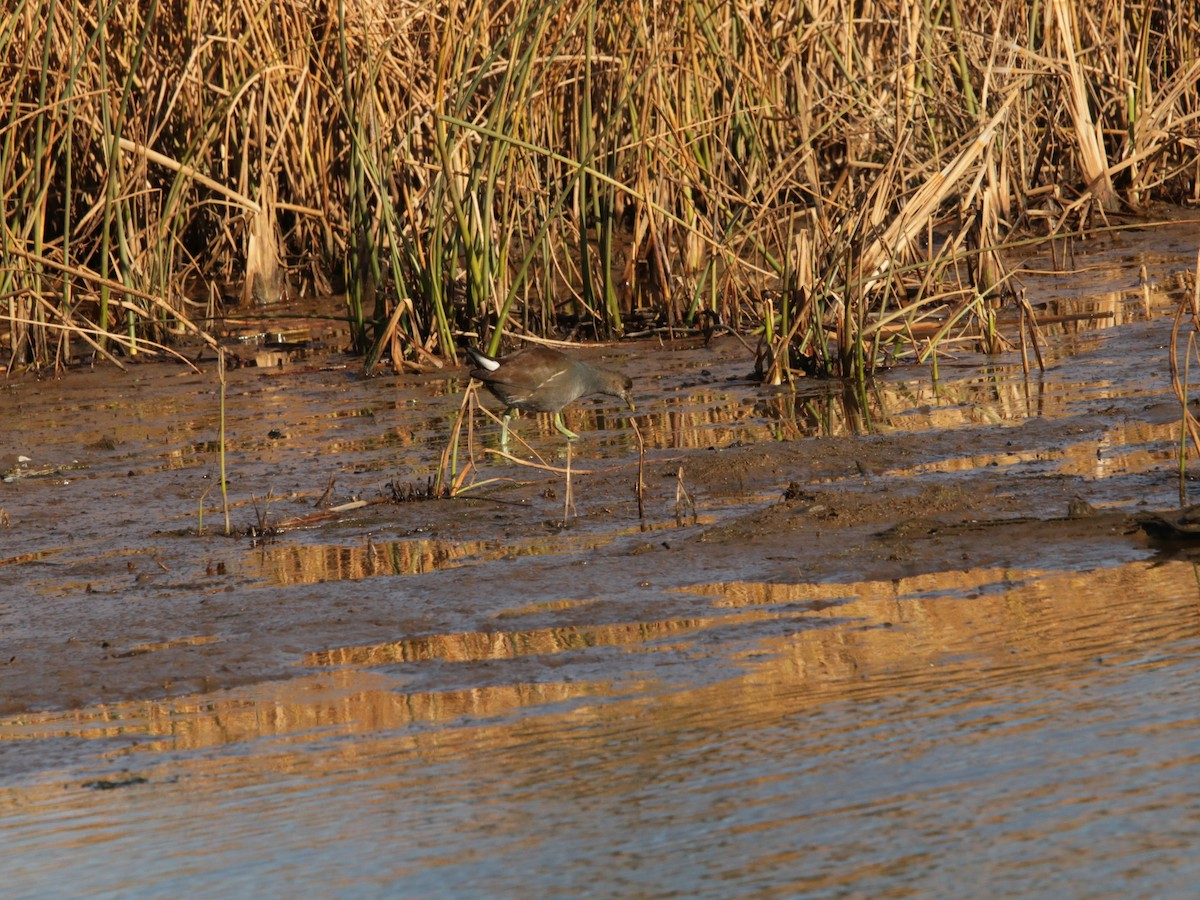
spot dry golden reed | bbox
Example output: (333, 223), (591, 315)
(2, 0), (1197, 374)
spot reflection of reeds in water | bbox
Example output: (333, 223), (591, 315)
(6, 557), (1199, 776)
(302, 616), (713, 668)
(0, 669), (627, 769)
(673, 559), (1200, 706)
(1017, 266), (1193, 333)
(628, 382), (883, 447)
(884, 419), (1180, 482)
(248, 535), (617, 585)
(883, 391), (1182, 481)
(635, 371), (1120, 449)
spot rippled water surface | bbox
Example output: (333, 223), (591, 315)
(6, 556), (1200, 897)
(3, 220), (1200, 896)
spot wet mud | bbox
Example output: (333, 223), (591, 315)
(3, 224), (1197, 716)
(3, 217), (1200, 895)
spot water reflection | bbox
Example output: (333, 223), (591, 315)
(888, 417), (1180, 480)
(3, 221), (1200, 897)
(8, 554), (1197, 752)
(0, 670), (624, 757)
(628, 359), (1176, 453)
(466, 365), (1129, 454)
(1018, 242), (1193, 325)
(246, 533), (620, 584)
(302, 614), (730, 667)
(3, 554), (1200, 895)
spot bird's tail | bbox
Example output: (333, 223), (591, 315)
(465, 347), (499, 372)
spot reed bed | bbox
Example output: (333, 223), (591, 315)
(2, 0), (1198, 378)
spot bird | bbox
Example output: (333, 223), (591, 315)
(466, 345), (634, 442)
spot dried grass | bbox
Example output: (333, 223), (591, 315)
(2, 0), (1198, 375)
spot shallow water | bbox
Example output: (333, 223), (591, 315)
(5, 555), (1200, 897)
(3, 219), (1200, 896)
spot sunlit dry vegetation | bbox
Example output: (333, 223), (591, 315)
(2, 0), (1198, 376)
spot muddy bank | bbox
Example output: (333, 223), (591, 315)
(3, 218), (1200, 716)
(7, 222), (1200, 900)
(0, 318), (1190, 716)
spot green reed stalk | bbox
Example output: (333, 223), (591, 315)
(339, 0), (374, 355)
(1180, 335), (1194, 506)
(96, 3), (115, 345)
(424, 189), (455, 356)
(947, 0), (979, 117)
(23, 0), (60, 364)
(55, 2), (84, 366)
(0, 10), (22, 359)
(576, 0), (626, 334)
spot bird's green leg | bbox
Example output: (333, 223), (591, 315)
(501, 410), (514, 452)
(552, 413), (580, 441)
(499, 410), (518, 453)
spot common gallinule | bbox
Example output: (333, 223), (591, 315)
(467, 345), (634, 440)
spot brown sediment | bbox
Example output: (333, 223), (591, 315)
(0, 225), (1198, 716)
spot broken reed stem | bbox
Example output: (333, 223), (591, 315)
(563, 441), (573, 525)
(1018, 302), (1030, 377)
(1184, 335), (1194, 508)
(443, 380), (577, 494)
(197, 487), (209, 536)
(251, 489), (275, 534)
(674, 466), (697, 527)
(631, 418), (645, 521)
(1017, 289), (1045, 373)
(1168, 296), (1200, 506)
(218, 347), (231, 537)
(436, 382), (475, 496)
(269, 498), (380, 531)
(315, 475), (336, 508)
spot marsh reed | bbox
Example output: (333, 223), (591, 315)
(3, 0), (1198, 378)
